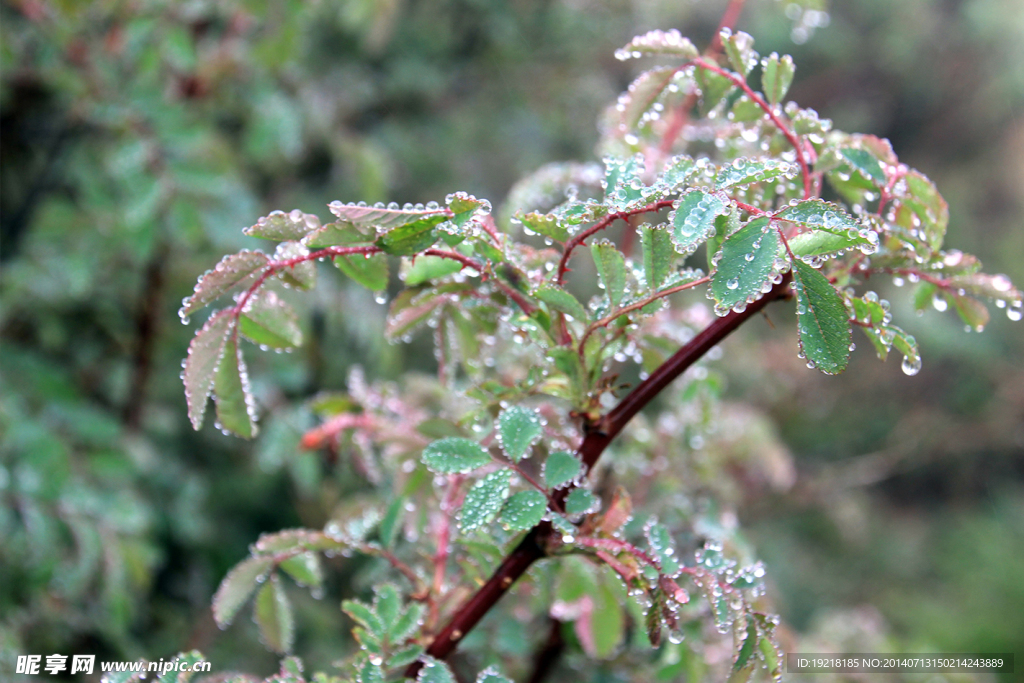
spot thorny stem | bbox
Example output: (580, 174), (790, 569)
(555, 199), (676, 285)
(576, 276), (711, 354)
(405, 273), (793, 677)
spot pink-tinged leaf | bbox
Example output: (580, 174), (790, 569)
(328, 201), (447, 231)
(212, 555), (275, 627)
(385, 289), (447, 341)
(239, 289), (303, 349)
(254, 573), (295, 654)
(243, 209), (321, 242)
(179, 250), (270, 318)
(214, 333), (258, 438)
(183, 310), (234, 430)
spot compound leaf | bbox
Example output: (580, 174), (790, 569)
(761, 53), (794, 107)
(416, 657), (456, 683)
(212, 555), (275, 627)
(214, 334), (257, 438)
(639, 223), (674, 291)
(591, 240), (628, 308)
(670, 190), (729, 255)
(335, 250), (389, 291)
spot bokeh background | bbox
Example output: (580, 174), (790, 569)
(2, 0), (1022, 680)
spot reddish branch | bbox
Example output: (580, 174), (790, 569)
(554, 199), (676, 285)
(405, 273), (792, 677)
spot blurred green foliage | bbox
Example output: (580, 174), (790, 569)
(1, 0), (1021, 680)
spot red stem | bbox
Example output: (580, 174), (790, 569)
(405, 273), (792, 677)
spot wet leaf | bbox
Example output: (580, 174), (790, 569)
(254, 573), (294, 653)
(544, 451), (582, 489)
(640, 224), (674, 291)
(416, 657), (456, 683)
(722, 30), (758, 77)
(421, 437), (492, 474)
(278, 552), (322, 589)
(498, 405), (542, 462)
(335, 251), (389, 291)
(564, 488), (598, 515)
(183, 310), (234, 430)
(459, 469), (512, 533)
(273, 241), (316, 290)
(390, 600), (425, 643)
(839, 148), (886, 186)
(617, 29), (699, 59)
(670, 190), (729, 255)
(375, 215), (447, 255)
(710, 217), (780, 312)
(618, 67), (678, 132)
(180, 251), (270, 317)
(239, 290), (302, 350)
(760, 53), (794, 107)
(592, 241), (628, 307)
(517, 212), (570, 242)
(328, 201), (447, 230)
(475, 668), (513, 683)
(342, 599), (385, 638)
(303, 220), (373, 248)
(213, 334), (258, 438)
(499, 490), (548, 531)
(402, 255), (462, 286)
(645, 518), (680, 576)
(212, 556), (275, 627)
(792, 260), (851, 375)
(244, 209), (321, 242)
(715, 158), (797, 190)
(535, 284), (589, 322)
(788, 229), (869, 258)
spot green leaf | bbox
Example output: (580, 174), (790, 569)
(715, 158), (798, 190)
(279, 552), (322, 589)
(183, 310), (234, 430)
(517, 212), (570, 242)
(459, 469), (512, 533)
(792, 260), (851, 375)
(254, 573), (294, 653)
(213, 334), (257, 438)
(375, 583), (402, 630)
(334, 251), (389, 291)
(239, 290), (303, 349)
(475, 668), (513, 683)
(839, 148), (886, 186)
(342, 599), (385, 638)
(564, 488), (598, 515)
(421, 437), (492, 474)
(788, 230), (869, 258)
(375, 215), (447, 256)
(498, 406), (543, 462)
(670, 190), (729, 255)
(640, 224), (674, 291)
(359, 661), (385, 683)
(180, 250), (270, 317)
(416, 657), (456, 683)
(603, 155), (645, 209)
(389, 644), (425, 669)
(644, 518), (680, 576)
(535, 284), (589, 322)
(544, 451), (582, 489)
(777, 199), (857, 231)
(707, 205), (740, 271)
(710, 217), (781, 313)
(390, 601), (426, 643)
(902, 170), (949, 250)
(617, 29), (699, 59)
(244, 209), (321, 242)
(653, 155), (697, 194)
(157, 652), (206, 683)
(891, 326), (922, 375)
(729, 95), (765, 123)
(402, 255), (462, 286)
(760, 52), (794, 107)
(329, 201), (447, 230)
(951, 293), (990, 331)
(303, 220), (373, 248)
(273, 241), (317, 290)
(722, 29), (757, 75)
(733, 620), (758, 674)
(386, 289), (448, 341)
(696, 65), (735, 113)
(378, 497), (405, 550)
(499, 490), (548, 531)
(212, 556), (275, 627)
